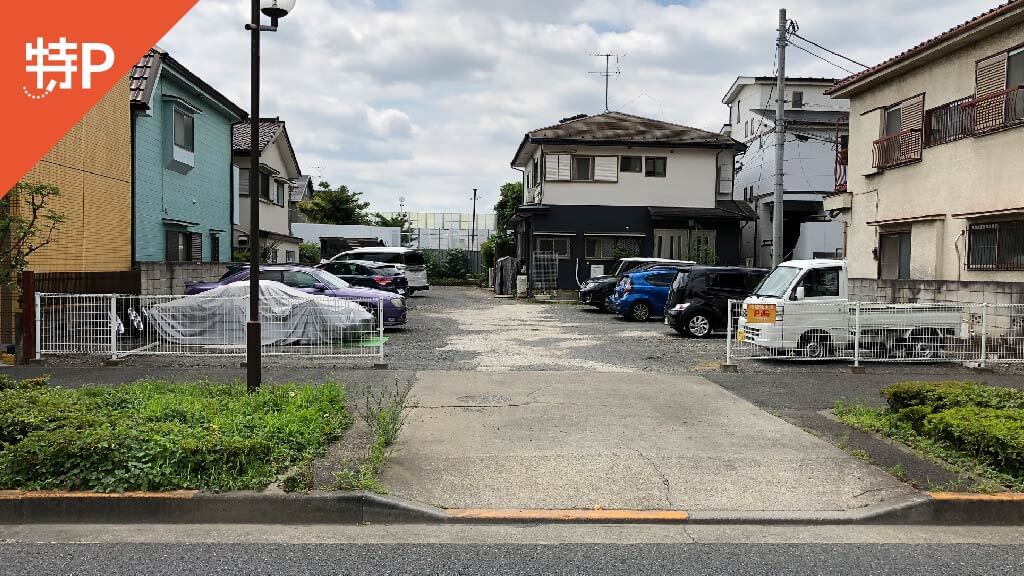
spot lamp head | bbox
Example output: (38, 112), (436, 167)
(261, 0), (296, 19)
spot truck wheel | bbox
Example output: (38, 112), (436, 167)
(799, 333), (832, 359)
(906, 328), (942, 360)
(684, 313), (713, 338)
(630, 302), (651, 322)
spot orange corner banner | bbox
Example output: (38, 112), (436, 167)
(1, 0), (200, 198)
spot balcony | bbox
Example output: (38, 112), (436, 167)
(872, 129), (922, 170)
(925, 88), (1023, 147)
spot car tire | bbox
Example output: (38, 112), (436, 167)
(683, 312), (713, 338)
(630, 302), (652, 322)
(799, 332), (832, 359)
(407, 288), (416, 296)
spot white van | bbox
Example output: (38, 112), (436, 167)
(328, 247), (429, 294)
(737, 259), (962, 359)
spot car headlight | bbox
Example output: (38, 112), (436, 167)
(672, 303), (691, 312)
(391, 298), (406, 308)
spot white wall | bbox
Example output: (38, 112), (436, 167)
(532, 145), (729, 208)
(292, 223), (402, 247)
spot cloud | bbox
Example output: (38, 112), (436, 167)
(160, 0), (998, 213)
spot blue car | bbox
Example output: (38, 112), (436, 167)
(607, 268), (681, 322)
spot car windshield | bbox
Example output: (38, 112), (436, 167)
(752, 266), (801, 298)
(312, 269), (350, 289)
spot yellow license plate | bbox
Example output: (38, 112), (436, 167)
(736, 330), (745, 342)
(746, 304), (776, 324)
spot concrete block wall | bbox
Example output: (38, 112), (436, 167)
(138, 262), (231, 295)
(849, 278), (1024, 332)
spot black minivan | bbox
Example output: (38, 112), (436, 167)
(664, 266), (768, 338)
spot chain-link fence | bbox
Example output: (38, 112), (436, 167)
(36, 292), (385, 362)
(726, 299), (1024, 367)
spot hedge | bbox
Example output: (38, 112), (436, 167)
(925, 407), (1024, 476)
(882, 381), (1024, 413)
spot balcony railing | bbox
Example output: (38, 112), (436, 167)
(834, 147), (848, 193)
(872, 129), (922, 170)
(925, 88), (1023, 147)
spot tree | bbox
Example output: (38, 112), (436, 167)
(298, 180), (371, 225)
(0, 181), (65, 295)
(687, 228), (717, 265)
(298, 242), (321, 264)
(486, 181), (522, 262)
(372, 212), (418, 247)
(232, 239), (281, 264)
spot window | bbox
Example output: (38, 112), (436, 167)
(744, 120), (749, 138)
(210, 233), (220, 263)
(1009, 48), (1024, 122)
(797, 267), (841, 297)
(645, 157), (667, 178)
(709, 271), (747, 291)
(883, 106), (902, 136)
(173, 108), (194, 152)
(165, 231), (202, 262)
(284, 250), (297, 264)
(646, 273), (676, 287)
(260, 172), (271, 201)
(620, 156), (642, 173)
(536, 235), (571, 258)
(571, 156), (594, 181)
(880, 232), (912, 280)
(968, 220), (1024, 271)
(275, 181), (285, 205)
(792, 91), (804, 109)
(531, 159), (539, 187)
(585, 236), (640, 259)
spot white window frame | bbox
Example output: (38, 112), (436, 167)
(535, 235), (571, 259)
(570, 155), (595, 182)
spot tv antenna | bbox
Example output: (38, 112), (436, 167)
(589, 53), (625, 112)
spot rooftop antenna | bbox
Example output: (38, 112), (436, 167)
(589, 53), (624, 112)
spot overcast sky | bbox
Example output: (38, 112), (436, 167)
(160, 0), (998, 215)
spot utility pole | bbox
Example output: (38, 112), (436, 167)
(772, 8), (788, 267)
(589, 53), (622, 112)
(469, 188), (478, 252)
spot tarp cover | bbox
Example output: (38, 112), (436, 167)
(147, 281), (375, 346)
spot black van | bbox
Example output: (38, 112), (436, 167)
(664, 266), (768, 338)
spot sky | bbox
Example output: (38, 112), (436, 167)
(160, 0), (999, 215)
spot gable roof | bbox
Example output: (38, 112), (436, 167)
(289, 175), (314, 202)
(129, 47), (247, 120)
(827, 0), (1024, 97)
(512, 111), (742, 167)
(722, 76), (838, 104)
(233, 118), (302, 178)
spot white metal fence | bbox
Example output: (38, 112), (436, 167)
(36, 292), (386, 362)
(726, 299), (1024, 367)
(531, 251), (559, 295)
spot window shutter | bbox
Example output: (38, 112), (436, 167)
(594, 156), (618, 182)
(899, 95), (924, 161)
(544, 154), (571, 181)
(166, 230), (180, 261)
(976, 52), (1008, 131)
(189, 232), (203, 262)
(239, 168), (250, 195)
(556, 155), (570, 180)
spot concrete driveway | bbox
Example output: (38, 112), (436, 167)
(383, 370), (915, 511)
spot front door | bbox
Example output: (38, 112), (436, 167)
(654, 229), (688, 260)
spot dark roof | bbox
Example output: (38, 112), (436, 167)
(289, 175), (314, 202)
(513, 111), (742, 166)
(649, 200), (758, 222)
(827, 0), (1024, 95)
(128, 47), (246, 120)
(233, 118), (284, 152)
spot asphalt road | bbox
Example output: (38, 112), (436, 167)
(2, 542), (1022, 575)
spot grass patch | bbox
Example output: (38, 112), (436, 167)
(335, 380), (412, 493)
(834, 380), (1024, 492)
(0, 375), (350, 492)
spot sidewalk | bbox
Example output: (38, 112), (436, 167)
(383, 371), (915, 512)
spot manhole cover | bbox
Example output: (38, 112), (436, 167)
(456, 394), (512, 404)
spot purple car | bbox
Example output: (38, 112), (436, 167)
(185, 265), (407, 328)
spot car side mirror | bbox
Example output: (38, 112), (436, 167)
(313, 283), (327, 292)
(793, 286), (806, 300)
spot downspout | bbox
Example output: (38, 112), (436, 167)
(130, 112), (137, 266)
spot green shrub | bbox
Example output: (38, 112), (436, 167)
(925, 407), (1024, 476)
(882, 381), (1024, 413)
(299, 242), (322, 265)
(0, 380), (351, 492)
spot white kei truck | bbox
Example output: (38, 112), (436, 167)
(736, 259), (964, 359)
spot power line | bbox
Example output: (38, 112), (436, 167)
(789, 31), (868, 69)
(788, 39), (856, 75)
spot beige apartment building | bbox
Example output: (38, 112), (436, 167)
(825, 1), (1024, 304)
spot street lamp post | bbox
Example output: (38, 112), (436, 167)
(245, 0), (296, 393)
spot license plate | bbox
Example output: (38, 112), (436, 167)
(746, 304), (776, 324)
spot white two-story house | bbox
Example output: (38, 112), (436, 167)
(825, 1), (1024, 305)
(232, 118), (304, 263)
(722, 76), (848, 267)
(510, 111), (750, 291)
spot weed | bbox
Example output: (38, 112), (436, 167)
(334, 379), (414, 493)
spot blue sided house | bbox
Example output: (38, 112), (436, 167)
(129, 47), (247, 264)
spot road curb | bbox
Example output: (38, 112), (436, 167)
(1, 490), (1022, 525)
(0, 490), (445, 525)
